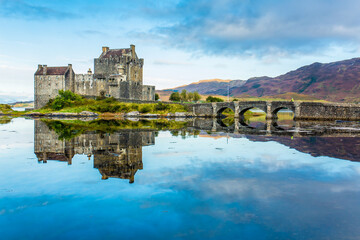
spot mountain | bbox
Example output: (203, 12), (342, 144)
(233, 58), (360, 102)
(0, 94), (33, 104)
(163, 58), (360, 102)
(164, 78), (246, 95)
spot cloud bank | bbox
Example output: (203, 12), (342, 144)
(139, 0), (360, 57)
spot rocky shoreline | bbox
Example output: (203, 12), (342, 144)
(20, 111), (196, 119)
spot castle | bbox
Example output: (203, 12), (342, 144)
(34, 45), (155, 109)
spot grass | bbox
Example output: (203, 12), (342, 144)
(0, 104), (24, 117)
(33, 93), (189, 115)
(0, 104), (13, 113)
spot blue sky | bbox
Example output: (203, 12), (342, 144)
(1, 0), (360, 100)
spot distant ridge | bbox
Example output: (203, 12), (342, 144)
(163, 57), (360, 102)
(163, 78), (245, 95)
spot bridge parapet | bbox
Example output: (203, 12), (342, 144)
(295, 102), (360, 120)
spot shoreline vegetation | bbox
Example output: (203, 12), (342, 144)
(0, 90), (306, 119)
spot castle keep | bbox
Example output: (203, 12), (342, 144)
(34, 45), (155, 109)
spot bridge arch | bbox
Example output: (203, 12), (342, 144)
(271, 106), (295, 120)
(216, 106), (235, 118)
(239, 107), (266, 119)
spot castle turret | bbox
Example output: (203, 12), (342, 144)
(130, 44), (135, 60)
(102, 46), (109, 54)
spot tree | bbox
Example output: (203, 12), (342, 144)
(169, 92), (181, 102)
(155, 93), (160, 101)
(180, 89), (188, 102)
(187, 92), (194, 102)
(206, 96), (224, 102)
(193, 92), (201, 102)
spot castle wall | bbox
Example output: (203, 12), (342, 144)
(65, 68), (75, 92)
(129, 81), (143, 100)
(128, 60), (143, 84)
(142, 85), (155, 101)
(94, 57), (128, 77)
(34, 75), (65, 109)
(75, 74), (97, 97)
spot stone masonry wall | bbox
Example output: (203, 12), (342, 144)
(94, 57), (128, 77)
(75, 74), (97, 97)
(142, 85), (155, 101)
(34, 75), (65, 109)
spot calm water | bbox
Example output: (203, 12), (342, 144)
(1, 117), (360, 239)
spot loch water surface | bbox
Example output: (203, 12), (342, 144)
(1, 117), (360, 240)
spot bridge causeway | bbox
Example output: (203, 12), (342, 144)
(191, 101), (360, 120)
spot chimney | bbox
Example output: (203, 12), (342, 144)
(43, 65), (47, 75)
(88, 68), (92, 74)
(68, 64), (72, 70)
(102, 46), (109, 53)
(130, 44), (135, 60)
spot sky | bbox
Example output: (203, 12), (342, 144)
(1, 0), (360, 100)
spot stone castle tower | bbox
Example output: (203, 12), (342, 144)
(34, 45), (155, 109)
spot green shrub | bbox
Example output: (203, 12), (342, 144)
(169, 92), (181, 101)
(140, 105), (152, 113)
(155, 93), (160, 101)
(103, 97), (117, 103)
(119, 104), (131, 112)
(89, 104), (120, 113)
(50, 90), (83, 110)
(0, 104), (12, 112)
(206, 96), (224, 102)
(155, 102), (170, 111)
(130, 103), (139, 111)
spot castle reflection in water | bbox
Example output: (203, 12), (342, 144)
(34, 121), (155, 183)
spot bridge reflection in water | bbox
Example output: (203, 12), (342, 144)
(34, 118), (360, 183)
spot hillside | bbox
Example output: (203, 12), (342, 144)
(233, 58), (360, 102)
(164, 78), (246, 95)
(163, 58), (360, 102)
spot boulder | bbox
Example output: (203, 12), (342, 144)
(125, 111), (140, 117)
(79, 111), (98, 116)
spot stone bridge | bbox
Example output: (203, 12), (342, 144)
(191, 101), (360, 120)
